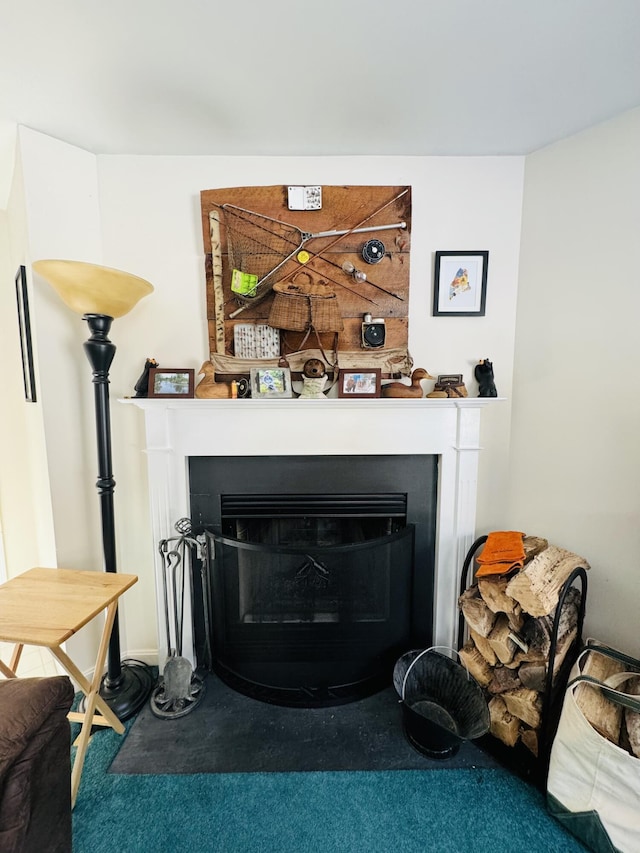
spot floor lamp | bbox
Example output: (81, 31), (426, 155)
(33, 259), (155, 720)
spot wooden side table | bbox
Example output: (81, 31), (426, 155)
(0, 567), (138, 806)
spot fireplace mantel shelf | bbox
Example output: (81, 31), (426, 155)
(122, 397), (504, 411)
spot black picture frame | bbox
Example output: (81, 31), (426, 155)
(433, 251), (489, 317)
(15, 265), (37, 402)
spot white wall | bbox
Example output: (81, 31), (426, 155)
(0, 143), (63, 676)
(509, 107), (640, 656)
(20, 127), (108, 575)
(19, 128), (108, 670)
(13, 132), (525, 664)
(0, 208), (16, 582)
(0, 145), (57, 580)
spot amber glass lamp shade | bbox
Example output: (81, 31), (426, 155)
(32, 259), (154, 317)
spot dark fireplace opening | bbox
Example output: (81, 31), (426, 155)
(189, 455), (437, 707)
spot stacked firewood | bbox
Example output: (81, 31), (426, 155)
(574, 646), (640, 758)
(458, 536), (588, 756)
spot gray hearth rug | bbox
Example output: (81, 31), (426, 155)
(109, 673), (500, 775)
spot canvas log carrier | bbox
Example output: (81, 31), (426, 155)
(547, 639), (640, 852)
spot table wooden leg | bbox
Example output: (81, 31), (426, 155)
(52, 648), (125, 732)
(49, 600), (125, 807)
(0, 643), (24, 678)
(10, 643), (23, 673)
(0, 659), (16, 678)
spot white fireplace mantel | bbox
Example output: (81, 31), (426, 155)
(124, 397), (501, 666)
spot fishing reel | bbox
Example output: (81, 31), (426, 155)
(361, 313), (386, 349)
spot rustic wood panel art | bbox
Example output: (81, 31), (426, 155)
(200, 185), (411, 357)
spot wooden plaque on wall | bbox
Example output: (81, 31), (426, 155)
(200, 185), (411, 357)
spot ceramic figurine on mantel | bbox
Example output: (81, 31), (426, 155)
(426, 374), (468, 398)
(299, 358), (328, 399)
(381, 367), (434, 399)
(475, 358), (498, 397)
(133, 357), (158, 397)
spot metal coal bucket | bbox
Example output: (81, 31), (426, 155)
(393, 647), (490, 759)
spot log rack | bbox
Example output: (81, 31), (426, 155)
(457, 535), (588, 789)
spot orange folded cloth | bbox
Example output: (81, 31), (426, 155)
(475, 530), (525, 577)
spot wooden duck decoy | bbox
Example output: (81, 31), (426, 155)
(381, 367), (434, 399)
(195, 361), (233, 399)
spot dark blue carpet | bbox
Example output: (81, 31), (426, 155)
(72, 719), (588, 852)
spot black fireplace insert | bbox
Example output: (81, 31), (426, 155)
(189, 455), (437, 706)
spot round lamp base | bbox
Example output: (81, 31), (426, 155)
(97, 663), (155, 721)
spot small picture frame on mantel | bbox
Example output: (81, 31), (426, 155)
(147, 368), (195, 398)
(338, 369), (381, 398)
(250, 366), (293, 399)
(433, 251), (489, 317)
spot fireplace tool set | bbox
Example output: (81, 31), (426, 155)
(151, 518), (209, 719)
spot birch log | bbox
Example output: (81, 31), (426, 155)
(506, 545), (589, 617)
(624, 675), (640, 758)
(575, 650), (625, 744)
(522, 536), (549, 563)
(209, 210), (226, 354)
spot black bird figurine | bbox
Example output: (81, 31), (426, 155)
(134, 358), (158, 398)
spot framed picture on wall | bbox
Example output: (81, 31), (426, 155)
(15, 265), (37, 402)
(147, 368), (195, 398)
(433, 251), (489, 317)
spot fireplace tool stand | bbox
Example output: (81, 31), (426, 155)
(151, 519), (207, 719)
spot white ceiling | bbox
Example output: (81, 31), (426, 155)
(1, 0), (639, 203)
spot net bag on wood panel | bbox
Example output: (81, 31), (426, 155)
(393, 647), (490, 759)
(223, 204), (302, 308)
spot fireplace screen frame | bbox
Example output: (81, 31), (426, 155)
(205, 525), (415, 704)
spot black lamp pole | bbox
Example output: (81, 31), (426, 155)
(83, 313), (153, 719)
